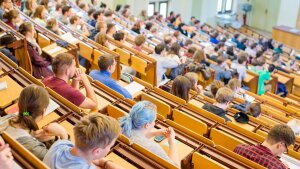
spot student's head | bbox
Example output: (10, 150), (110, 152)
(98, 54), (116, 73)
(93, 10), (104, 22)
(0, 0), (12, 9)
(216, 55), (226, 65)
(145, 22), (153, 30)
(113, 31), (125, 41)
(171, 76), (191, 102)
(287, 119), (300, 136)
(95, 33), (108, 47)
(62, 5), (71, 17)
(69, 15), (81, 25)
(215, 87), (234, 105)
(237, 54), (247, 65)
(106, 23), (116, 35)
(154, 43), (165, 55)
(134, 35), (146, 47)
(168, 43), (181, 56)
(104, 10), (113, 18)
(210, 80), (224, 98)
(246, 103), (261, 118)
(187, 46), (197, 55)
(16, 84), (49, 131)
(74, 113), (120, 159)
(169, 11), (174, 17)
(228, 79), (241, 93)
(119, 101), (157, 137)
(87, 8), (95, 17)
(184, 72), (198, 91)
(52, 53), (76, 78)
(3, 9), (20, 24)
(122, 8), (130, 18)
(75, 0), (81, 5)
(184, 39), (193, 47)
(265, 124), (295, 156)
(95, 21), (107, 33)
(163, 35), (172, 45)
(32, 5), (46, 19)
(46, 18), (58, 31)
(193, 49), (206, 63)
(55, 4), (62, 12)
(234, 33), (240, 39)
(25, 0), (35, 11)
(190, 16), (195, 22)
(18, 22), (35, 38)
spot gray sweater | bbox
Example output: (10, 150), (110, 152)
(0, 114), (48, 160)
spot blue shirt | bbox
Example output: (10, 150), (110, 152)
(89, 70), (132, 99)
(43, 140), (96, 169)
(210, 37), (219, 44)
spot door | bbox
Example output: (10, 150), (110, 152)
(251, 0), (281, 32)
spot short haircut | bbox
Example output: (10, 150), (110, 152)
(246, 103), (261, 118)
(62, 6), (71, 15)
(74, 113), (120, 151)
(228, 79), (241, 90)
(238, 54), (247, 64)
(134, 35), (146, 46)
(184, 39), (193, 47)
(266, 124), (295, 146)
(93, 10), (102, 20)
(104, 10), (113, 17)
(215, 87), (234, 104)
(216, 56), (225, 65)
(154, 43), (165, 55)
(98, 54), (115, 71)
(78, 3), (85, 9)
(87, 8), (95, 16)
(106, 23), (115, 33)
(210, 80), (224, 98)
(69, 15), (79, 24)
(52, 53), (74, 75)
(187, 46), (197, 54)
(113, 31), (125, 41)
(164, 35), (172, 44)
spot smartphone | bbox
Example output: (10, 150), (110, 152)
(154, 135), (164, 143)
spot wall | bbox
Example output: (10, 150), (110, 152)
(168, 0), (193, 22)
(277, 0), (300, 28)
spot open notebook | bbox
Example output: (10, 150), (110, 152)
(124, 81), (145, 96)
(280, 154), (300, 169)
(60, 32), (79, 44)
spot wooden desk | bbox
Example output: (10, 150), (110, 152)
(60, 120), (75, 142)
(37, 112), (60, 128)
(159, 138), (194, 160)
(106, 152), (137, 169)
(117, 80), (143, 98)
(80, 88), (111, 111)
(273, 72), (294, 93)
(189, 99), (204, 108)
(273, 25), (300, 50)
(243, 71), (258, 94)
(0, 74), (23, 109)
(42, 43), (68, 58)
(226, 115), (255, 131)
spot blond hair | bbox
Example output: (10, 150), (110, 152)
(74, 113), (120, 151)
(215, 87), (234, 104)
(228, 79), (241, 91)
(134, 34), (146, 46)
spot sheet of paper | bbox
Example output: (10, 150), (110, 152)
(244, 94), (255, 102)
(124, 81), (145, 96)
(280, 154), (300, 169)
(44, 98), (60, 116)
(47, 46), (63, 55)
(13, 160), (23, 169)
(60, 32), (79, 44)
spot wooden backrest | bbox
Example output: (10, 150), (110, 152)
(37, 33), (51, 48)
(153, 87), (187, 105)
(115, 48), (130, 66)
(288, 147), (300, 160)
(227, 122), (265, 143)
(93, 49), (104, 66)
(15, 47), (32, 75)
(131, 55), (147, 75)
(192, 152), (228, 169)
(256, 129), (267, 138)
(18, 67), (45, 87)
(118, 134), (132, 145)
(210, 128), (245, 151)
(141, 93), (171, 119)
(1, 131), (50, 169)
(107, 104), (127, 119)
(172, 109), (207, 136)
(131, 143), (178, 169)
(79, 42), (93, 62)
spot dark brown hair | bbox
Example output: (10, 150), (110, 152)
(171, 76), (191, 102)
(3, 9), (19, 21)
(18, 22), (33, 36)
(52, 53), (74, 75)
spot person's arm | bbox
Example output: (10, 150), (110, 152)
(79, 73), (98, 109)
(28, 44), (49, 67)
(145, 128), (167, 138)
(162, 58), (179, 69)
(71, 68), (82, 90)
(108, 80), (132, 99)
(165, 127), (179, 166)
(0, 137), (13, 169)
(93, 158), (125, 169)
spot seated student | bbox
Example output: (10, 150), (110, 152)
(133, 34), (146, 52)
(163, 34), (172, 51)
(226, 46), (236, 60)
(106, 23), (116, 37)
(274, 44), (283, 54)
(119, 101), (179, 166)
(204, 80), (224, 98)
(227, 78), (244, 98)
(231, 33), (240, 44)
(166, 42), (186, 64)
(78, 3), (90, 22)
(0, 136), (13, 169)
(202, 87), (234, 122)
(23, 0), (34, 17)
(104, 10), (114, 23)
(0, 85), (69, 160)
(46, 18), (62, 36)
(3, 9), (21, 30)
(43, 53), (98, 109)
(69, 15), (90, 37)
(232, 54), (247, 82)
(131, 21), (141, 34)
(237, 38), (248, 51)
(184, 72), (203, 94)
(88, 10), (104, 27)
(245, 43), (257, 58)
(0, 0), (13, 20)
(0, 34), (18, 64)
(171, 76), (191, 102)
(210, 55), (232, 84)
(248, 58), (271, 95)
(234, 124), (295, 169)
(177, 23), (188, 37)
(94, 32), (110, 48)
(152, 43), (179, 84)
(19, 22), (53, 79)
(187, 49), (211, 79)
(184, 46), (196, 59)
(209, 32), (219, 44)
(44, 113), (123, 169)
(32, 5), (47, 27)
(113, 31), (125, 42)
(51, 4), (62, 18)
(287, 119), (300, 136)
(89, 54), (132, 99)
(59, 6), (72, 25)
(89, 21), (107, 41)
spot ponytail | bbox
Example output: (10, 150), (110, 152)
(18, 111), (39, 131)
(119, 101), (157, 137)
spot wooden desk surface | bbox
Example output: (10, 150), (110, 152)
(273, 72), (290, 84)
(244, 72), (255, 83)
(42, 43), (68, 58)
(37, 112), (60, 128)
(0, 73), (23, 109)
(189, 99), (204, 108)
(159, 138), (194, 160)
(60, 120), (75, 142)
(106, 152), (137, 169)
(80, 88), (111, 111)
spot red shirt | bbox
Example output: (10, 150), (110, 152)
(43, 76), (85, 106)
(234, 144), (286, 169)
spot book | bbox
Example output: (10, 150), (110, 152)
(124, 81), (145, 96)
